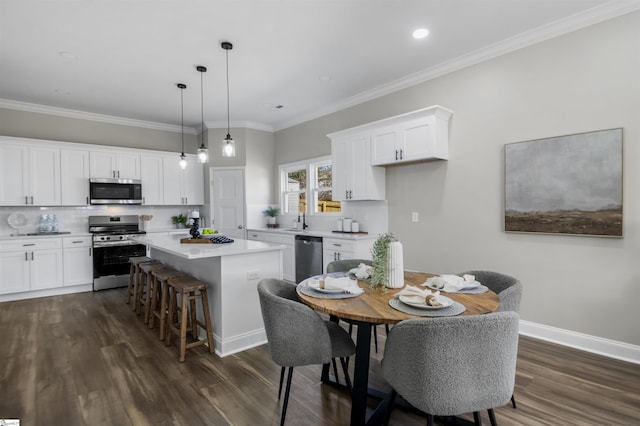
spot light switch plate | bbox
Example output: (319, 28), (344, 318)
(411, 212), (419, 222)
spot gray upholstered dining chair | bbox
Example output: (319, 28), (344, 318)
(326, 259), (388, 353)
(382, 311), (520, 426)
(257, 278), (356, 426)
(459, 270), (522, 408)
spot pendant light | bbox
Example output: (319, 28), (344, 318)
(196, 65), (209, 163)
(177, 83), (188, 170)
(221, 41), (236, 157)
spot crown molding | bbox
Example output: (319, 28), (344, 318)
(272, 0), (640, 131)
(205, 120), (274, 133)
(0, 98), (198, 135)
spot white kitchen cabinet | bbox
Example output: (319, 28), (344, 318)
(330, 132), (385, 201)
(322, 237), (374, 273)
(90, 150), (141, 180)
(162, 154), (204, 206)
(0, 143), (61, 206)
(62, 236), (93, 286)
(0, 238), (63, 294)
(370, 106), (453, 166)
(61, 148), (90, 205)
(247, 231), (295, 281)
(140, 154), (165, 205)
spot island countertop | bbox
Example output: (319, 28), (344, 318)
(134, 233), (285, 259)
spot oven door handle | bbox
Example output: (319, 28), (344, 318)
(93, 241), (145, 248)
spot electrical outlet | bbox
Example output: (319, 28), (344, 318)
(411, 212), (419, 222)
(247, 270), (260, 280)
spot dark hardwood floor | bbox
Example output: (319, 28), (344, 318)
(1, 289), (639, 425)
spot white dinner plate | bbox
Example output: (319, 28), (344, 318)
(313, 287), (348, 294)
(399, 295), (453, 310)
(424, 281), (481, 292)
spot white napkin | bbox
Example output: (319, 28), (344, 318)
(324, 276), (364, 294)
(396, 285), (447, 307)
(350, 263), (373, 280)
(422, 274), (480, 293)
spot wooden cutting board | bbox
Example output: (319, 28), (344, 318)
(180, 238), (211, 244)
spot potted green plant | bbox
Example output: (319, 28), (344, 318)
(262, 206), (280, 226)
(171, 213), (188, 229)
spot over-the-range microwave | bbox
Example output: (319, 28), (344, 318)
(89, 178), (143, 205)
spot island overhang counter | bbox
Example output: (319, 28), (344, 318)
(134, 234), (285, 357)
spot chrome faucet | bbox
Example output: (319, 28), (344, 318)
(302, 212), (308, 229)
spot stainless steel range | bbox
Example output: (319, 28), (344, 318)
(89, 215), (146, 291)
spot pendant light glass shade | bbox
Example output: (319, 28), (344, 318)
(221, 41), (236, 157)
(196, 65), (209, 163)
(177, 83), (188, 169)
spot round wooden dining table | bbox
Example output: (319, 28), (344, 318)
(296, 271), (500, 426)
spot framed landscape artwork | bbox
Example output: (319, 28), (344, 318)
(504, 128), (623, 237)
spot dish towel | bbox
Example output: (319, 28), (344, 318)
(396, 285), (447, 307)
(386, 241), (404, 288)
(422, 274), (480, 293)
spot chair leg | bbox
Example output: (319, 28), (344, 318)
(281, 367), (294, 426)
(278, 366), (286, 400)
(331, 358), (340, 386)
(426, 413), (434, 426)
(473, 411), (482, 425)
(385, 324), (390, 334)
(339, 357), (352, 393)
(383, 389), (397, 426)
(511, 394), (517, 408)
(488, 408), (497, 426)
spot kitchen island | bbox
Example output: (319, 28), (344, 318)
(134, 233), (285, 357)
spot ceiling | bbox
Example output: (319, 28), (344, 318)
(0, 0), (634, 133)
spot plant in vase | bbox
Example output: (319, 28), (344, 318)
(369, 233), (402, 289)
(171, 213), (188, 229)
(262, 206), (280, 226)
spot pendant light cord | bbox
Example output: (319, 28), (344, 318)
(226, 48), (230, 135)
(180, 85), (185, 155)
(200, 69), (204, 147)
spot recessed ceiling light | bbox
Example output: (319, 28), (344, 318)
(412, 28), (429, 39)
(53, 88), (71, 95)
(318, 75), (331, 82)
(58, 51), (78, 60)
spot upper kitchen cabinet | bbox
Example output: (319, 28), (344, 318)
(61, 148), (90, 205)
(330, 132), (385, 201)
(162, 154), (204, 206)
(90, 150), (141, 180)
(140, 154), (165, 205)
(0, 142), (61, 206)
(370, 105), (453, 166)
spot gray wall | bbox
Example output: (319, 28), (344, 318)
(274, 11), (640, 346)
(0, 107), (198, 152)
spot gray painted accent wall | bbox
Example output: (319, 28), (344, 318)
(274, 11), (640, 346)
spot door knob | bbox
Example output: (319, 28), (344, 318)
(238, 225), (243, 229)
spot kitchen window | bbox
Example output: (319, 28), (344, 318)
(280, 156), (341, 214)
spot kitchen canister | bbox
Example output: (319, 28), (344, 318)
(343, 218), (353, 233)
(351, 221), (359, 233)
(386, 241), (404, 288)
(335, 218), (343, 232)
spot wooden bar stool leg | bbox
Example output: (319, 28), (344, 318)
(165, 286), (176, 347)
(146, 275), (159, 327)
(200, 288), (215, 354)
(189, 291), (198, 339)
(126, 262), (136, 305)
(179, 289), (189, 362)
(159, 279), (170, 340)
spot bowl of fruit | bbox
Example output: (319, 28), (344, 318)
(201, 228), (218, 235)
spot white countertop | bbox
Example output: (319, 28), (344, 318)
(135, 233), (286, 260)
(0, 232), (91, 241)
(247, 227), (378, 240)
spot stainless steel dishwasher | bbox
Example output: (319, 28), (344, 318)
(295, 235), (323, 283)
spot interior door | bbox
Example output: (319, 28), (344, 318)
(211, 169), (246, 239)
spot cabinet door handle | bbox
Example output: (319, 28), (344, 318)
(25, 252), (28, 261)
(117, 170), (120, 178)
(89, 247), (92, 256)
(86, 196), (89, 204)
(71, 240), (83, 244)
(395, 149), (399, 160)
(400, 149), (403, 160)
(337, 252), (341, 260)
(31, 252), (34, 260)
(31, 196), (34, 204)
(333, 243), (342, 247)
(112, 170), (115, 178)
(25, 196), (28, 205)
(23, 243), (36, 247)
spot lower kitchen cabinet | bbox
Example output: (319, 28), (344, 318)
(322, 237), (375, 273)
(63, 236), (93, 286)
(0, 238), (63, 294)
(247, 231), (295, 281)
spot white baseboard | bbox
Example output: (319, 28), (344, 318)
(519, 320), (640, 365)
(213, 329), (267, 358)
(0, 284), (93, 303)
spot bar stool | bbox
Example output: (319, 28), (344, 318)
(127, 256), (152, 309)
(165, 276), (215, 362)
(148, 267), (190, 340)
(136, 261), (164, 318)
